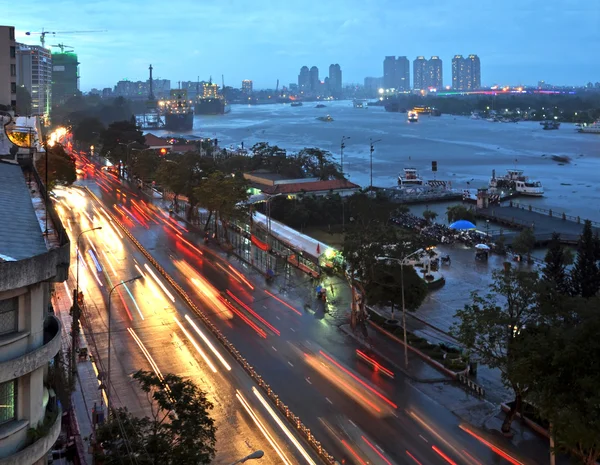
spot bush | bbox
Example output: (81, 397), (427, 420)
(439, 343), (461, 354)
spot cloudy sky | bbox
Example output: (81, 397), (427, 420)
(4, 0), (599, 91)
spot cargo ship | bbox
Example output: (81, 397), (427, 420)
(163, 89), (193, 131)
(195, 79), (230, 115)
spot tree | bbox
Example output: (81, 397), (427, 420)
(446, 204), (476, 224)
(15, 85), (32, 115)
(95, 370), (216, 465)
(452, 265), (540, 434)
(131, 149), (161, 182)
(366, 262), (428, 315)
(571, 220), (600, 298)
(422, 209), (438, 223)
(542, 232), (572, 295)
(511, 228), (536, 262)
(72, 117), (105, 149)
(35, 144), (77, 189)
(99, 120), (145, 166)
(297, 148), (343, 180)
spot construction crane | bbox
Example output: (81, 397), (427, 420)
(50, 43), (74, 53)
(25, 29), (107, 48)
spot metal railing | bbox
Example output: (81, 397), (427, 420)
(30, 165), (70, 246)
(508, 201), (600, 228)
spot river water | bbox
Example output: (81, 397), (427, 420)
(150, 101), (600, 222)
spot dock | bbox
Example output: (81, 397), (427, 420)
(475, 202), (600, 245)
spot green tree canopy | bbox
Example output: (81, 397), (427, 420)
(366, 262), (428, 313)
(99, 120), (145, 165)
(571, 220), (600, 298)
(422, 209), (438, 223)
(131, 149), (161, 182)
(542, 232), (573, 296)
(35, 144), (77, 189)
(446, 204), (476, 224)
(72, 116), (105, 149)
(511, 227), (536, 259)
(95, 370), (216, 465)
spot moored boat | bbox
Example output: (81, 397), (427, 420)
(398, 168), (424, 187)
(489, 169), (544, 196)
(578, 121), (600, 134)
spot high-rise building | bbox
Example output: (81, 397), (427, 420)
(396, 56), (410, 91)
(0, 25), (17, 108)
(383, 56), (396, 89)
(427, 56), (443, 90)
(452, 55), (465, 90)
(309, 66), (319, 92)
(364, 76), (383, 96)
(452, 54), (481, 91)
(328, 64), (342, 96)
(412, 56), (428, 90)
(51, 50), (79, 106)
(298, 66), (310, 92)
(0, 159), (68, 464)
(242, 79), (253, 94)
(466, 54), (481, 90)
(16, 44), (52, 117)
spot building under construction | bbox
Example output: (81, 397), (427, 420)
(51, 50), (79, 106)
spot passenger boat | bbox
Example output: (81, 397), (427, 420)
(407, 111), (418, 122)
(578, 121), (600, 134)
(397, 168), (425, 187)
(489, 169), (544, 196)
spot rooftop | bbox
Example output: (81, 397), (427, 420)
(257, 179), (361, 195)
(0, 162), (48, 261)
(144, 133), (170, 147)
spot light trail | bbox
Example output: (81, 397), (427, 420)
(87, 249), (102, 273)
(264, 290), (303, 316)
(177, 235), (203, 256)
(252, 386), (317, 465)
(134, 264), (145, 278)
(102, 251), (118, 276)
(122, 282), (145, 320)
(127, 327), (164, 380)
(62, 282), (72, 306)
(144, 264), (175, 302)
(235, 390), (292, 465)
(356, 350), (394, 378)
(406, 450), (424, 465)
(227, 265), (254, 290)
(458, 425), (524, 465)
(432, 445), (458, 465)
(226, 290), (280, 336)
(341, 440), (367, 465)
(110, 221), (124, 239)
(173, 317), (217, 373)
(184, 314), (231, 371)
(319, 351), (397, 409)
(219, 297), (267, 338)
(361, 436), (392, 465)
(216, 262), (241, 283)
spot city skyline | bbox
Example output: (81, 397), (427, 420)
(3, 0), (599, 91)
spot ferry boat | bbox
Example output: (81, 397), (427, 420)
(578, 121), (600, 134)
(163, 89), (193, 131)
(353, 99), (366, 108)
(398, 168), (425, 187)
(407, 111), (419, 122)
(290, 101), (303, 107)
(541, 120), (560, 130)
(316, 115), (333, 122)
(489, 169), (544, 196)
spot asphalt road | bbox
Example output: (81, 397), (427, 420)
(66, 158), (545, 465)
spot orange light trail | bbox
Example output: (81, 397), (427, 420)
(361, 436), (392, 465)
(264, 290), (302, 316)
(341, 440), (367, 465)
(432, 445), (458, 465)
(219, 296), (267, 338)
(356, 350), (394, 378)
(458, 425), (524, 465)
(162, 218), (182, 235)
(406, 450), (424, 465)
(131, 200), (158, 224)
(319, 351), (398, 409)
(216, 262), (241, 283)
(163, 213), (189, 232)
(461, 449), (483, 465)
(173, 316), (217, 373)
(226, 290), (280, 336)
(177, 235), (203, 255)
(227, 264), (254, 290)
(115, 286), (134, 321)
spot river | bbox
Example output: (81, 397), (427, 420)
(149, 101), (600, 222)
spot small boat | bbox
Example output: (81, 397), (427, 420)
(489, 169), (544, 196)
(353, 99), (366, 108)
(578, 121), (600, 134)
(316, 115), (333, 122)
(290, 101), (303, 107)
(315, 104), (326, 108)
(407, 111), (418, 123)
(541, 120), (560, 130)
(398, 168), (425, 187)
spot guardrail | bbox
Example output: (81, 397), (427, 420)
(85, 188), (336, 465)
(508, 201), (600, 228)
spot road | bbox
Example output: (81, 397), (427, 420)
(54, 185), (319, 465)
(68, 157), (544, 465)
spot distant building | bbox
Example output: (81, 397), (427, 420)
(364, 76), (383, 96)
(15, 44), (51, 117)
(412, 56), (428, 90)
(452, 55), (466, 90)
(298, 66), (310, 92)
(383, 56), (396, 89)
(242, 79), (253, 94)
(309, 66), (319, 92)
(452, 54), (480, 91)
(51, 50), (80, 106)
(102, 87), (113, 98)
(427, 56), (443, 90)
(466, 54), (481, 90)
(0, 25), (17, 108)
(328, 64), (342, 96)
(383, 56), (410, 91)
(244, 171), (361, 198)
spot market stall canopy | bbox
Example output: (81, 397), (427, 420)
(475, 243), (490, 250)
(449, 220), (476, 230)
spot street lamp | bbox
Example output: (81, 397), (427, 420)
(369, 138), (382, 191)
(229, 450), (264, 465)
(341, 136), (350, 231)
(72, 226), (102, 381)
(106, 275), (143, 414)
(118, 141), (137, 180)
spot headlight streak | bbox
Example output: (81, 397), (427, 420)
(356, 350), (394, 379)
(144, 263), (175, 302)
(216, 262), (241, 283)
(122, 282), (144, 320)
(264, 290), (303, 316)
(252, 387), (317, 465)
(219, 297), (267, 338)
(87, 249), (103, 273)
(177, 235), (204, 256)
(173, 317), (217, 373)
(184, 314), (231, 371)
(227, 265), (254, 290)
(127, 327), (164, 380)
(102, 251), (118, 276)
(226, 290), (280, 336)
(235, 390), (292, 465)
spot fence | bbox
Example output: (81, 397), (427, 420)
(31, 165), (70, 246)
(509, 201), (600, 228)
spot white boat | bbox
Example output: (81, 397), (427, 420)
(398, 168), (425, 187)
(407, 111), (418, 122)
(470, 112), (481, 120)
(578, 121), (600, 134)
(489, 169), (544, 196)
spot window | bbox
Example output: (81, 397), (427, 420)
(0, 298), (18, 335)
(10, 64), (16, 77)
(9, 27), (15, 40)
(0, 380), (17, 424)
(9, 46), (15, 58)
(10, 82), (16, 94)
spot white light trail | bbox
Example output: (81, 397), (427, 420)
(143, 263), (175, 302)
(184, 314), (231, 371)
(127, 327), (163, 380)
(173, 317), (217, 373)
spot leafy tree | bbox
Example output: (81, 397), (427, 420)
(571, 220), (600, 298)
(99, 120), (145, 167)
(131, 149), (161, 182)
(511, 228), (536, 262)
(72, 117), (105, 149)
(15, 85), (32, 115)
(542, 232), (572, 296)
(35, 144), (77, 189)
(366, 262), (428, 315)
(446, 204), (476, 224)
(297, 148), (343, 180)
(452, 265), (540, 434)
(95, 370), (216, 465)
(422, 209), (438, 223)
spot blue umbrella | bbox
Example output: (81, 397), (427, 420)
(449, 219), (476, 230)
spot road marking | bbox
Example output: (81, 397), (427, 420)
(290, 327), (295, 332)
(348, 419), (357, 427)
(263, 305), (268, 309)
(392, 412), (399, 418)
(288, 361), (294, 367)
(306, 378), (312, 384)
(419, 435), (428, 443)
(272, 346), (277, 352)
(275, 316), (281, 320)
(325, 397), (333, 405)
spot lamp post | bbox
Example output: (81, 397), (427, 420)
(369, 138), (381, 191)
(106, 275), (143, 414)
(72, 226), (102, 382)
(118, 141), (137, 180)
(264, 193), (283, 274)
(341, 136), (350, 231)
(229, 450), (264, 465)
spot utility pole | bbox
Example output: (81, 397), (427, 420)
(341, 136), (350, 231)
(369, 138), (381, 191)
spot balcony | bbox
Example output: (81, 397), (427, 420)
(0, 315), (61, 385)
